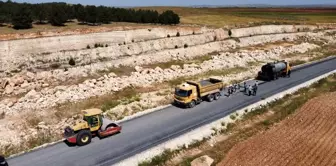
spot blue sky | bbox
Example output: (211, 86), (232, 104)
(12, 0), (336, 7)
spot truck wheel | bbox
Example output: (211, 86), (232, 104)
(214, 93), (220, 100)
(189, 100), (196, 108)
(207, 94), (214, 102)
(77, 130), (92, 146)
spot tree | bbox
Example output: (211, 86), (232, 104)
(97, 6), (110, 24)
(159, 10), (180, 25)
(36, 5), (47, 24)
(85, 5), (98, 24)
(75, 4), (87, 23)
(49, 4), (68, 26)
(12, 6), (33, 29)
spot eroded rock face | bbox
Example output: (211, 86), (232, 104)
(0, 29), (332, 97)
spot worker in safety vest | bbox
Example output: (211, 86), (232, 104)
(286, 62), (291, 77)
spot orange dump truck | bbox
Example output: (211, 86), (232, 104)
(174, 78), (224, 108)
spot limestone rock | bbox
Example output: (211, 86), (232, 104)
(0, 79), (9, 89)
(12, 76), (24, 86)
(191, 155), (214, 166)
(108, 72), (117, 78)
(42, 83), (50, 88)
(4, 86), (14, 94)
(135, 66), (143, 72)
(25, 90), (40, 100)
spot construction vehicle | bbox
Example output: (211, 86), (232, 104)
(174, 78), (224, 108)
(63, 108), (122, 146)
(257, 60), (291, 81)
(0, 155), (8, 166)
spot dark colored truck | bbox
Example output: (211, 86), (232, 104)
(257, 61), (291, 81)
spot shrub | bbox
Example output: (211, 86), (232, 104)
(94, 43), (99, 48)
(221, 122), (225, 126)
(148, 29), (151, 32)
(228, 29), (232, 37)
(184, 44), (188, 48)
(167, 34), (170, 38)
(230, 114), (236, 120)
(105, 44), (108, 47)
(297, 28), (300, 32)
(175, 45), (178, 49)
(86, 45), (90, 49)
(68, 58), (76, 66)
(214, 36), (217, 41)
(192, 31), (195, 35)
(262, 120), (271, 126)
(123, 42), (126, 45)
(176, 32), (180, 37)
(132, 39), (135, 43)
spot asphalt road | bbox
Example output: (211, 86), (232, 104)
(8, 58), (336, 166)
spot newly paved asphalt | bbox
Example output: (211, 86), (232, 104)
(7, 58), (336, 166)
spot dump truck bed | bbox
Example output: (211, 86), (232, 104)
(187, 78), (224, 97)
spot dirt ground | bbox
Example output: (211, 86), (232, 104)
(218, 92), (336, 166)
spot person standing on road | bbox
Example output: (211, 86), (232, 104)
(288, 70), (291, 78)
(227, 86), (231, 97)
(252, 84), (257, 96)
(253, 81), (258, 96)
(244, 82), (247, 94)
(248, 85), (252, 96)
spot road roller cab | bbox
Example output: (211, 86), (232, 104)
(64, 108), (122, 146)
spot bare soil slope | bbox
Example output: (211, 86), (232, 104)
(218, 92), (336, 166)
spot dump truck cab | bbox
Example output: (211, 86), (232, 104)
(174, 83), (198, 106)
(64, 108), (122, 146)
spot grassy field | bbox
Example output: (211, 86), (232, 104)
(1, 7), (335, 35)
(138, 7), (336, 28)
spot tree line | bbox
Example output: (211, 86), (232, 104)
(0, 1), (180, 29)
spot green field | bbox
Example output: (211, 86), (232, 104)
(1, 7), (336, 35)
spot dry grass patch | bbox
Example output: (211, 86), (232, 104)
(102, 65), (136, 76)
(26, 114), (43, 127)
(142, 55), (213, 69)
(166, 67), (246, 86)
(138, 7), (336, 28)
(54, 84), (165, 120)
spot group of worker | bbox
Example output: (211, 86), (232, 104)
(227, 81), (258, 97)
(227, 83), (240, 95)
